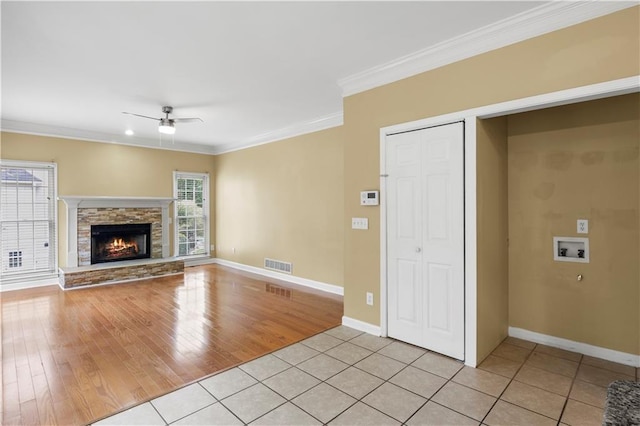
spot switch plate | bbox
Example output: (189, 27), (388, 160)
(577, 219), (588, 234)
(210, 244), (215, 251)
(366, 292), (374, 306)
(352, 217), (368, 230)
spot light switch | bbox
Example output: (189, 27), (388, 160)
(577, 219), (588, 234)
(352, 218), (368, 230)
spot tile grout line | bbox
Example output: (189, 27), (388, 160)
(316, 335), (468, 425)
(194, 382), (247, 426)
(479, 341), (615, 425)
(223, 332), (368, 425)
(290, 334), (421, 424)
(229, 362), (306, 425)
(399, 366), (462, 424)
(558, 351), (585, 425)
(300, 335), (397, 424)
(479, 348), (522, 424)
(478, 342), (561, 425)
(321, 339), (428, 424)
(148, 400), (169, 425)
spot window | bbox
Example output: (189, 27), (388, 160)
(8, 251), (23, 268)
(1, 161), (57, 281)
(173, 172), (209, 257)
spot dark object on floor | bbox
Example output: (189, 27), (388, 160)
(603, 380), (640, 426)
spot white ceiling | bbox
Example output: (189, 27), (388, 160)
(0, 1), (627, 154)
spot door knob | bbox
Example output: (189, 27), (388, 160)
(416, 247), (422, 253)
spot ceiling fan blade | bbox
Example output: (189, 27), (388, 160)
(122, 112), (160, 121)
(172, 117), (204, 123)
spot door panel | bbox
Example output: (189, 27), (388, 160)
(396, 178), (416, 239)
(426, 263), (451, 332)
(387, 122), (464, 360)
(387, 131), (423, 342)
(425, 174), (449, 241)
(397, 259), (418, 323)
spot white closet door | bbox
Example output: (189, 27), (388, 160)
(387, 122), (465, 360)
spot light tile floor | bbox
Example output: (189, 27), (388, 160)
(94, 327), (639, 425)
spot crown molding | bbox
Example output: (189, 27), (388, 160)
(1, 119), (219, 155)
(213, 111), (343, 155)
(1, 112), (344, 156)
(338, 1), (637, 97)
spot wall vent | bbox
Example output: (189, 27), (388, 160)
(264, 258), (292, 274)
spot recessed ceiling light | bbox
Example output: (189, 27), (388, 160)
(125, 129), (134, 136)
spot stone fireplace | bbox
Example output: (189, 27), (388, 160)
(58, 196), (183, 289)
(77, 207), (162, 266)
(59, 196), (173, 267)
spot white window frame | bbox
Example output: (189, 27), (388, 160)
(173, 171), (210, 258)
(0, 159), (58, 289)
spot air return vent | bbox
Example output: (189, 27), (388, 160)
(264, 258), (292, 274)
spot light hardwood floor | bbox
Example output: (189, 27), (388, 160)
(1, 264), (343, 425)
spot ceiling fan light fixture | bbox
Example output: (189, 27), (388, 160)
(158, 119), (176, 135)
(124, 106), (201, 136)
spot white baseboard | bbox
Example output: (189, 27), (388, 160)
(213, 258), (344, 296)
(0, 274), (60, 292)
(182, 256), (217, 267)
(509, 326), (640, 368)
(342, 316), (382, 336)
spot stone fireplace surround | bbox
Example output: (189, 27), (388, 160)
(78, 208), (161, 266)
(58, 196), (183, 289)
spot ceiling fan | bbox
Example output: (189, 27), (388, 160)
(122, 106), (203, 135)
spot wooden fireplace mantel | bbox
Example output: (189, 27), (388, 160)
(58, 196), (176, 267)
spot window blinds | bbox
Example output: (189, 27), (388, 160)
(0, 163), (57, 280)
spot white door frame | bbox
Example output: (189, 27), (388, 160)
(379, 75), (639, 368)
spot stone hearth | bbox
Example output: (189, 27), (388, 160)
(59, 258), (184, 289)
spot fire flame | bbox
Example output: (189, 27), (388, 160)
(107, 238), (138, 254)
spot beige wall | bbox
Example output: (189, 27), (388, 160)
(215, 127), (344, 287)
(1, 132), (216, 267)
(476, 117), (509, 362)
(508, 94), (639, 355)
(343, 7), (639, 326)
(2, 7), (638, 359)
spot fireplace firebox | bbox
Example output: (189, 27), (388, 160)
(91, 223), (151, 264)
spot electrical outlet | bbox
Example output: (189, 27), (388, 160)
(577, 219), (588, 234)
(210, 244), (215, 251)
(352, 217), (368, 230)
(366, 292), (373, 306)
(232, 247), (236, 254)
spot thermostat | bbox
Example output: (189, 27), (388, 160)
(360, 190), (379, 206)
